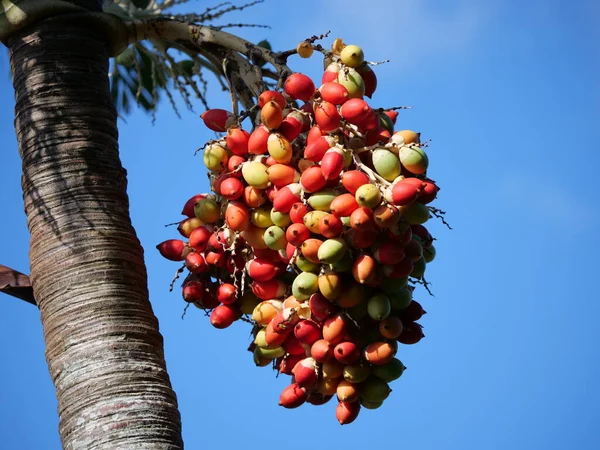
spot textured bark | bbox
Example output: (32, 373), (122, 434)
(7, 18), (183, 450)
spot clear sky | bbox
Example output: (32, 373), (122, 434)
(1, 0), (599, 448)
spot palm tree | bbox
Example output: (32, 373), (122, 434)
(1, 0), (295, 447)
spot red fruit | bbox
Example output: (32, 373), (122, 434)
(185, 252), (208, 273)
(201, 109), (233, 132)
(307, 393), (334, 406)
(283, 333), (306, 356)
(225, 201), (249, 232)
(306, 125), (325, 145)
(314, 101), (341, 132)
(364, 341), (395, 365)
(225, 127), (250, 156)
(217, 283), (237, 305)
(341, 171), (370, 195)
(379, 316), (404, 339)
(219, 177), (244, 200)
(294, 319), (322, 346)
(205, 251), (226, 267)
(227, 155), (245, 175)
(322, 314), (347, 345)
(304, 135), (335, 162)
(248, 125), (270, 155)
(210, 304), (237, 328)
(418, 180), (439, 204)
(272, 184), (302, 213)
(352, 254), (377, 284)
(365, 127), (391, 146)
(321, 148), (345, 180)
(292, 357), (319, 386)
(411, 224), (433, 248)
(382, 256), (414, 279)
(261, 100), (284, 130)
(188, 226), (211, 252)
(300, 165), (327, 193)
(286, 223), (311, 246)
(384, 110), (398, 124)
(267, 164), (298, 187)
(373, 241), (405, 265)
(251, 278), (286, 300)
(398, 321), (425, 345)
(334, 341), (360, 365)
(157, 239), (186, 261)
(318, 214), (343, 238)
(391, 179), (421, 206)
(336, 401), (361, 425)
(290, 202), (312, 223)
(181, 194), (205, 218)
(271, 308), (300, 334)
(398, 300), (426, 322)
(279, 354), (304, 375)
(258, 90), (286, 109)
(301, 238), (323, 264)
(243, 186), (267, 208)
(279, 110), (304, 142)
(311, 339), (334, 363)
(247, 258), (279, 281)
(264, 321), (291, 347)
(404, 238), (423, 261)
(330, 193), (359, 218)
(340, 98), (373, 125)
(182, 280), (204, 303)
(284, 73), (316, 101)
(309, 293), (337, 321)
(357, 64), (377, 98)
(350, 207), (375, 230)
(279, 383), (308, 408)
(322, 62), (341, 84)
(319, 82), (349, 105)
(265, 184), (280, 202)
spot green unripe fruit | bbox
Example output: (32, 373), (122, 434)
(329, 253), (353, 272)
(410, 257), (427, 278)
(254, 345), (285, 359)
(295, 254), (320, 273)
(360, 399), (383, 410)
(423, 244), (436, 263)
(399, 145), (429, 175)
(337, 68), (365, 99)
(270, 209), (292, 227)
(347, 299), (368, 321)
(251, 207), (274, 228)
(340, 44), (365, 68)
(194, 198), (220, 223)
(372, 358), (405, 382)
(399, 202), (430, 225)
(372, 148), (401, 182)
(355, 184), (381, 209)
(343, 363), (371, 384)
(367, 293), (391, 321)
(242, 161), (270, 189)
(292, 272), (319, 300)
(203, 143), (228, 172)
(264, 226), (287, 251)
(360, 376), (392, 403)
(380, 277), (408, 294)
(307, 189), (337, 211)
(389, 287), (412, 311)
(318, 238), (347, 264)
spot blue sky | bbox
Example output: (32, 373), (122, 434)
(1, 0), (599, 448)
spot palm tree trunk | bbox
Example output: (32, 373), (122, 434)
(7, 17), (183, 450)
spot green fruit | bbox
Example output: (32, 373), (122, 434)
(355, 184), (381, 209)
(295, 254), (320, 273)
(254, 345), (285, 359)
(367, 293), (391, 321)
(194, 198), (220, 223)
(399, 145), (429, 175)
(251, 206), (274, 228)
(378, 112), (395, 134)
(340, 216), (351, 227)
(423, 244), (436, 263)
(329, 253), (353, 272)
(242, 161), (269, 189)
(410, 257), (426, 279)
(340, 44), (365, 68)
(270, 209), (292, 227)
(399, 202), (430, 225)
(372, 358), (405, 382)
(389, 287), (412, 311)
(372, 148), (401, 182)
(360, 399), (383, 410)
(292, 272), (319, 300)
(360, 376), (391, 403)
(203, 143), (228, 172)
(307, 189), (337, 211)
(264, 226), (287, 251)
(337, 68), (365, 99)
(347, 300), (368, 321)
(343, 363), (371, 384)
(303, 210), (328, 233)
(317, 238), (347, 265)
(380, 278), (408, 294)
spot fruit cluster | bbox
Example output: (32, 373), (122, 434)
(157, 41), (441, 425)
